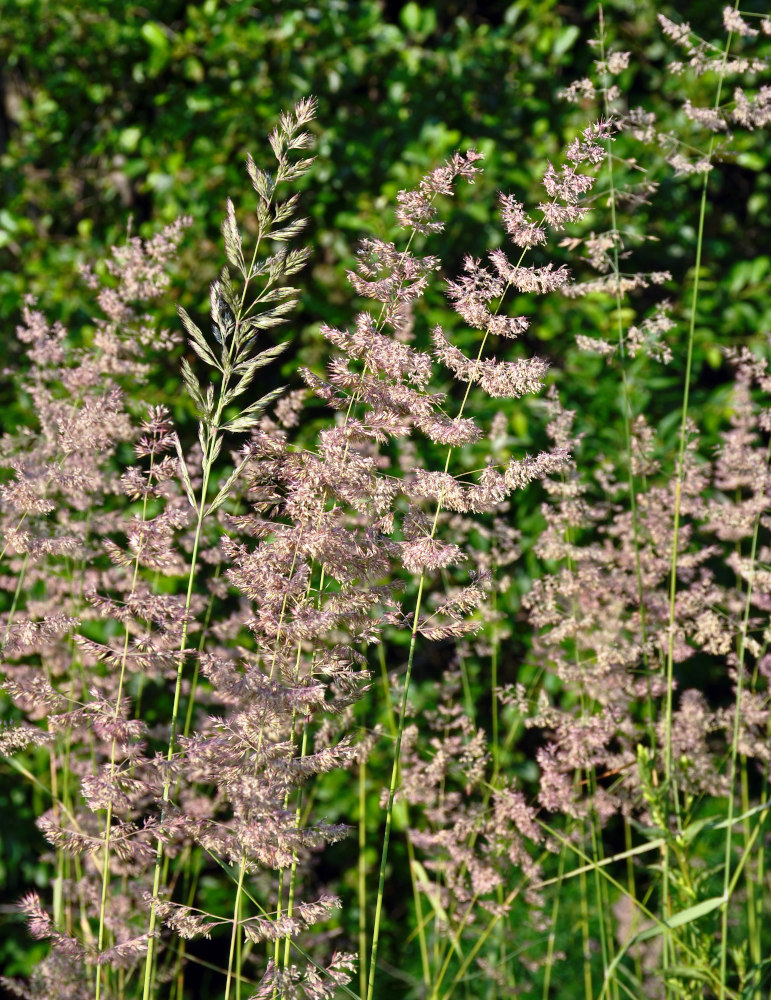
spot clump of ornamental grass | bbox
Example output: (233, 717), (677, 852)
(0, 86), (579, 998)
(0, 98), (369, 1000)
(0, 75), (613, 998)
(496, 9), (771, 1000)
(2, 9), (771, 1000)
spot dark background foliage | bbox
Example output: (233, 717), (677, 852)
(3, 0), (770, 436)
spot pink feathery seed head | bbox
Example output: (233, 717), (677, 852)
(488, 252), (571, 294)
(432, 326), (549, 399)
(542, 162), (595, 204)
(732, 86), (771, 130)
(498, 193), (547, 248)
(396, 149), (484, 233)
(658, 14), (693, 48)
(539, 201), (590, 230)
(723, 6), (759, 37)
(564, 119), (616, 166)
(445, 257), (534, 337)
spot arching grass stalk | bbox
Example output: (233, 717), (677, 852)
(366, 134), (611, 990)
(661, 12), (736, 985)
(366, 301), (504, 1000)
(596, 4), (655, 738)
(142, 98), (317, 1000)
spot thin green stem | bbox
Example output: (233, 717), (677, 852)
(96, 478), (153, 1000)
(358, 751), (368, 999)
(224, 862), (247, 1000)
(662, 19), (735, 989)
(367, 581), (425, 1000)
(719, 489), (761, 995)
(597, 3), (654, 739)
(542, 844), (567, 1000)
(142, 436), (218, 1000)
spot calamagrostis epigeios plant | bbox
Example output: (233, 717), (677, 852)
(4, 10), (770, 998)
(1, 91), (614, 998)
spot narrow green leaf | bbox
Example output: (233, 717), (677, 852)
(637, 895), (726, 942)
(710, 798), (771, 830)
(534, 837), (665, 889)
(678, 817), (713, 846)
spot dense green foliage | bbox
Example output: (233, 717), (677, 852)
(3, 1), (770, 436)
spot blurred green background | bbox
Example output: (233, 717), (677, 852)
(2, 0), (769, 439)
